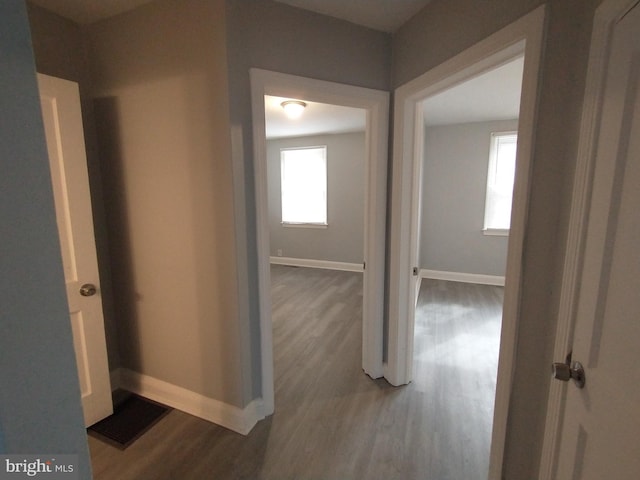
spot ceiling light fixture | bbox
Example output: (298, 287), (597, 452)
(281, 100), (307, 119)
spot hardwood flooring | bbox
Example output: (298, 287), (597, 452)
(88, 267), (503, 479)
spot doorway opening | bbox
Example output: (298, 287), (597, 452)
(264, 94), (369, 407)
(264, 95), (368, 272)
(412, 54), (524, 478)
(387, 7), (545, 479)
(250, 70), (389, 415)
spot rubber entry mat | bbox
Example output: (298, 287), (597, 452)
(87, 394), (171, 449)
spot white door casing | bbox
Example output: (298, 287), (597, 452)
(387, 7), (546, 480)
(540, 1), (640, 478)
(38, 74), (112, 427)
(250, 69), (389, 415)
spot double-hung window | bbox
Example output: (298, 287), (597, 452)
(483, 132), (517, 235)
(280, 146), (327, 227)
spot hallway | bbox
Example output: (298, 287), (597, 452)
(89, 267), (502, 479)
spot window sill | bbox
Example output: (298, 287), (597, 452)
(282, 222), (328, 229)
(483, 228), (510, 237)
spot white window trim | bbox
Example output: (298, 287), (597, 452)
(280, 145), (328, 227)
(483, 130), (517, 233)
(281, 222), (328, 229)
(483, 227), (510, 237)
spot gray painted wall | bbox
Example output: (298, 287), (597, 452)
(0, 2), (90, 476)
(394, 0), (601, 477)
(420, 120), (517, 276)
(268, 133), (365, 264)
(87, 0), (244, 406)
(226, 0), (392, 398)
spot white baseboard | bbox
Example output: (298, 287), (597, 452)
(270, 256), (363, 272)
(111, 368), (264, 435)
(110, 368), (122, 391)
(420, 269), (505, 286)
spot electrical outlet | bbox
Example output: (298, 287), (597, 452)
(277, 249), (283, 257)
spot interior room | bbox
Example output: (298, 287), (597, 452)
(265, 95), (367, 269)
(412, 55), (523, 478)
(3, 0), (630, 479)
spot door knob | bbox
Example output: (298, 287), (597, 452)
(79, 283), (97, 297)
(552, 360), (585, 389)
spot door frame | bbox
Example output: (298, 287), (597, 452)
(250, 69), (389, 415)
(386, 7), (546, 479)
(537, 0), (638, 477)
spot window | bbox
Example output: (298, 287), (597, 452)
(280, 146), (327, 226)
(483, 132), (517, 235)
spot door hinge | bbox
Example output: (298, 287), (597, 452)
(412, 267), (418, 276)
(363, 262), (366, 271)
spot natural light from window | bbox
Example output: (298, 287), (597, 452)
(281, 146), (327, 226)
(483, 132), (517, 235)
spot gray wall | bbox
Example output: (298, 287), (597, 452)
(27, 1), (121, 372)
(226, 0), (392, 398)
(268, 133), (365, 264)
(0, 2), (90, 476)
(394, 0), (601, 478)
(87, 0), (245, 406)
(420, 120), (517, 276)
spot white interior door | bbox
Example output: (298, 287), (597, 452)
(38, 73), (113, 427)
(554, 3), (640, 477)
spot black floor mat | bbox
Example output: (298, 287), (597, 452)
(87, 393), (171, 449)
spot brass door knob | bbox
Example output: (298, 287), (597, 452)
(79, 283), (97, 297)
(552, 360), (585, 389)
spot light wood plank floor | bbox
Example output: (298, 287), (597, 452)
(88, 267), (503, 479)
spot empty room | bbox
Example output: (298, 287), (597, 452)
(412, 55), (523, 479)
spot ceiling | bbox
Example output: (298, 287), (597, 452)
(422, 56), (524, 126)
(29, 0), (432, 31)
(272, 0), (432, 33)
(265, 96), (366, 139)
(28, 0), (156, 24)
(266, 57), (524, 139)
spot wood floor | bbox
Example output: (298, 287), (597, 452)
(88, 266), (503, 479)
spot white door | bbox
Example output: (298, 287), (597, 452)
(38, 74), (113, 427)
(554, 3), (640, 478)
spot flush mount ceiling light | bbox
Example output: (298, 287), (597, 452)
(281, 100), (307, 119)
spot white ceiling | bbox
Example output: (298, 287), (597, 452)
(28, 0), (156, 24)
(272, 0), (433, 32)
(266, 57), (524, 139)
(29, 0), (432, 30)
(422, 56), (524, 126)
(265, 96), (366, 139)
